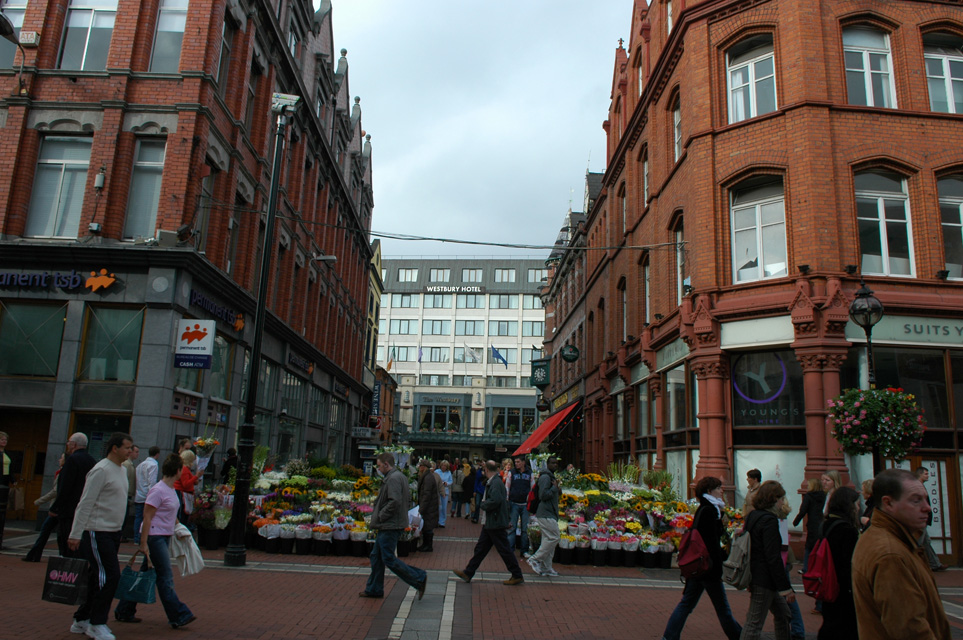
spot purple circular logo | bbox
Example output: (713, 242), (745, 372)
(49, 570), (59, 580)
(732, 353), (788, 404)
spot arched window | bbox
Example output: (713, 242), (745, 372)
(727, 34), (776, 123)
(731, 176), (787, 282)
(672, 96), (682, 161)
(937, 175), (963, 278)
(923, 32), (963, 113)
(854, 170), (913, 276)
(843, 26), (896, 108)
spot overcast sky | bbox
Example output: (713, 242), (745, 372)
(324, 1), (633, 259)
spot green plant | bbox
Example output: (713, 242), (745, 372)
(309, 466), (337, 480)
(643, 469), (674, 492)
(284, 458), (311, 477)
(605, 461), (641, 484)
(827, 387), (926, 461)
(338, 464), (363, 479)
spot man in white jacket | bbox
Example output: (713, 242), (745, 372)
(133, 446), (160, 544)
(68, 432), (133, 640)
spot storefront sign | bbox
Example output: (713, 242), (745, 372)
(420, 395), (462, 404)
(333, 380), (349, 398)
(656, 338), (688, 371)
(287, 352), (314, 374)
(371, 382), (382, 415)
(560, 345), (580, 362)
(0, 268), (117, 292)
(731, 350), (804, 426)
(846, 315), (963, 346)
(174, 319), (216, 368)
(352, 427), (377, 439)
(189, 289), (245, 332)
(424, 285), (486, 293)
(552, 391), (569, 410)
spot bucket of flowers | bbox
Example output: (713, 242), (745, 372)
(827, 387), (926, 462)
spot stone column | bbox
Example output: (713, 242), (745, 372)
(650, 378), (664, 470)
(796, 350), (850, 485)
(691, 357), (732, 484)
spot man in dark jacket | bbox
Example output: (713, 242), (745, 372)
(416, 459), (439, 552)
(453, 460), (524, 585)
(361, 453), (427, 600)
(49, 433), (96, 558)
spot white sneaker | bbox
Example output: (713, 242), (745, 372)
(70, 620), (90, 634)
(84, 624), (116, 640)
(543, 568), (559, 577)
(525, 556), (543, 573)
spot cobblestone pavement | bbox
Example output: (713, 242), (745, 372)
(4, 516), (963, 639)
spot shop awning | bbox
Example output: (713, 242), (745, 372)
(513, 402), (581, 456)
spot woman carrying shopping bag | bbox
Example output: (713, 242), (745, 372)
(115, 453), (196, 629)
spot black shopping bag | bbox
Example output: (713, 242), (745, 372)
(42, 556), (89, 605)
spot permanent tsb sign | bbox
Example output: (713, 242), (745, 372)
(0, 268), (118, 292)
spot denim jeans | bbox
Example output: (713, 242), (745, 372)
(662, 577), (742, 640)
(132, 503), (145, 544)
(739, 584), (792, 640)
(25, 514), (58, 561)
(507, 502), (530, 553)
(439, 495), (449, 526)
(116, 535), (193, 625)
(363, 529), (426, 597)
(74, 531), (122, 626)
(785, 568), (805, 639)
(451, 493), (464, 517)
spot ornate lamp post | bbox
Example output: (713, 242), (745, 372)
(848, 279), (885, 473)
(224, 93), (300, 567)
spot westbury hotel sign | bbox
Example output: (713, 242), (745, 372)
(174, 320), (216, 368)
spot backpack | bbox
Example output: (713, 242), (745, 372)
(722, 528), (752, 590)
(802, 519), (843, 602)
(678, 509), (711, 579)
(527, 487), (540, 515)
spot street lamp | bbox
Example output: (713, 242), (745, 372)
(848, 278), (884, 473)
(224, 93), (301, 567)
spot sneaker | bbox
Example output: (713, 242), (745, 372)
(542, 568), (559, 577)
(521, 551), (532, 560)
(453, 570), (472, 583)
(84, 624), (116, 640)
(503, 576), (524, 586)
(70, 620), (90, 634)
(525, 556), (543, 574)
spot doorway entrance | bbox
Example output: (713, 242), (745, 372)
(1, 409), (52, 521)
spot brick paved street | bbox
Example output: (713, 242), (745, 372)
(4, 516), (963, 639)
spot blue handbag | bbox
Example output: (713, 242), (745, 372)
(116, 552), (157, 605)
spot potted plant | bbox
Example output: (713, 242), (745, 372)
(827, 387), (926, 464)
(190, 491), (219, 550)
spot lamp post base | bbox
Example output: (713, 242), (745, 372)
(223, 544), (247, 567)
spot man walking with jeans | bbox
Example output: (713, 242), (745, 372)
(360, 453), (427, 600)
(505, 456), (534, 557)
(68, 432), (133, 640)
(526, 456), (561, 576)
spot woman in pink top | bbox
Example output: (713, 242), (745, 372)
(114, 454), (195, 628)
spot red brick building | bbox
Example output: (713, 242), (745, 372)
(0, 0), (376, 514)
(543, 0), (963, 563)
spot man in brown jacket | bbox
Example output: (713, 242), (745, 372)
(852, 468), (951, 639)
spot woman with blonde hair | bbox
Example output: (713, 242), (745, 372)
(820, 470), (842, 515)
(859, 478), (875, 531)
(173, 450), (202, 527)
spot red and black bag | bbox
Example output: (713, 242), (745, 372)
(802, 520), (843, 602)
(678, 509), (711, 579)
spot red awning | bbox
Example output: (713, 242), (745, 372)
(513, 402), (581, 456)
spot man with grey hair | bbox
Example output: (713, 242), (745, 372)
(49, 432), (96, 557)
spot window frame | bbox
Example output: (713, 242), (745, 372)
(24, 136), (92, 239)
(726, 36), (777, 124)
(494, 268), (516, 283)
(123, 138), (166, 240)
(730, 177), (788, 283)
(854, 170), (915, 277)
(149, 0), (187, 73)
(58, 0), (118, 71)
(429, 268), (451, 282)
(843, 26), (897, 108)
(923, 33), (963, 114)
(938, 175), (963, 279)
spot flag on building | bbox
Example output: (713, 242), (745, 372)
(417, 345), (423, 363)
(465, 343), (481, 363)
(491, 345), (509, 368)
(387, 346), (395, 372)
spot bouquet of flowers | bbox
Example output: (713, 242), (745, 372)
(827, 387), (926, 461)
(193, 434), (220, 457)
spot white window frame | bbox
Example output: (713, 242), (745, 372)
(462, 268), (482, 282)
(843, 27), (896, 108)
(522, 321), (544, 338)
(456, 294), (484, 309)
(666, 0), (673, 34)
(643, 262), (651, 324)
(855, 171), (915, 277)
(522, 294), (543, 309)
(727, 38), (777, 124)
(489, 320), (517, 337)
(730, 179), (788, 283)
(392, 293), (418, 308)
(427, 347), (449, 363)
(58, 0), (118, 71)
(123, 138), (166, 240)
(924, 35), (963, 114)
(149, 0), (187, 72)
(398, 268), (418, 282)
(423, 294), (451, 309)
(938, 176), (963, 279)
(527, 268), (547, 283)
(389, 319), (417, 335)
(494, 268), (516, 283)
(675, 226), (686, 303)
(455, 320), (484, 336)
(673, 99), (682, 161)
(490, 294), (518, 309)
(422, 320), (450, 335)
(24, 137), (92, 238)
(429, 268), (451, 282)
(643, 152), (649, 202)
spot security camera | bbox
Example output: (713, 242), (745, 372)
(271, 92), (301, 114)
(280, 408), (288, 417)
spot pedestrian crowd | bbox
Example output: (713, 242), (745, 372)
(662, 466), (951, 640)
(17, 431), (209, 640)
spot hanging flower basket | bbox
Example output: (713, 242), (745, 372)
(826, 387), (926, 461)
